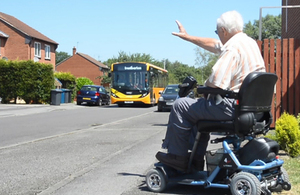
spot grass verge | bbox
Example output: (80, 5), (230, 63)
(277, 153), (300, 194)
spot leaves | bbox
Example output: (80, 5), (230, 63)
(76, 77), (94, 91)
(56, 51), (71, 64)
(104, 51), (157, 69)
(0, 60), (54, 104)
(244, 14), (281, 40)
(275, 112), (300, 157)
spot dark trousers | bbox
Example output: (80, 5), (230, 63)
(162, 96), (235, 158)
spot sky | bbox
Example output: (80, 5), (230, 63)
(1, 0), (282, 67)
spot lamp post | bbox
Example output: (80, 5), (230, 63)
(259, 5), (300, 40)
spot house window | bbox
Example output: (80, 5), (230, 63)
(45, 45), (51, 59)
(34, 42), (41, 57)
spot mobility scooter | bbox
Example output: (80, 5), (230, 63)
(146, 72), (291, 195)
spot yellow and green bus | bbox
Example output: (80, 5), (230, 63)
(110, 62), (168, 107)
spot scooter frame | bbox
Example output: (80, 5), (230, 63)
(146, 73), (291, 194)
(146, 134), (291, 195)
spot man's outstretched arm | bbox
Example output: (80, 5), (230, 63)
(172, 20), (221, 54)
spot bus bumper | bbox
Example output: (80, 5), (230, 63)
(111, 96), (151, 105)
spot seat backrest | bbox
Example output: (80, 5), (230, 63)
(196, 72), (278, 136)
(238, 72), (278, 112)
(235, 72), (278, 135)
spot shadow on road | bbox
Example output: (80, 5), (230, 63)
(139, 183), (232, 195)
(118, 172), (232, 195)
(152, 123), (168, 127)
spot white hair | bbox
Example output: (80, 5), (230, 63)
(216, 10), (244, 33)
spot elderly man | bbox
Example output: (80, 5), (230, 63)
(156, 10), (266, 172)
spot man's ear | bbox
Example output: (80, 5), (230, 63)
(221, 27), (227, 36)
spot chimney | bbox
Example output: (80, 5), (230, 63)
(73, 47), (76, 56)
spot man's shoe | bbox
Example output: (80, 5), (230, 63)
(155, 152), (188, 172)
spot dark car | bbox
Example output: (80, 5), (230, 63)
(157, 84), (195, 112)
(76, 85), (110, 106)
(157, 84), (179, 112)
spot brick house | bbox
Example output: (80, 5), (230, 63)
(0, 12), (58, 69)
(281, 0), (300, 39)
(56, 47), (109, 86)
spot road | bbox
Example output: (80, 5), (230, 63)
(0, 103), (229, 195)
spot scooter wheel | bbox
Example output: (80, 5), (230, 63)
(230, 172), (261, 195)
(146, 168), (167, 192)
(270, 167), (290, 192)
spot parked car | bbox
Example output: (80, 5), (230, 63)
(157, 84), (179, 112)
(76, 85), (110, 106)
(157, 84), (194, 112)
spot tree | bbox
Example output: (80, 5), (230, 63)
(95, 73), (111, 86)
(244, 14), (281, 40)
(104, 51), (157, 68)
(192, 14), (281, 85)
(194, 48), (218, 84)
(56, 51), (71, 64)
(76, 77), (94, 91)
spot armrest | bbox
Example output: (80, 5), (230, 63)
(197, 86), (238, 99)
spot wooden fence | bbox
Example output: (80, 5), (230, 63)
(257, 38), (300, 127)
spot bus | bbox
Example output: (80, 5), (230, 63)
(110, 62), (168, 106)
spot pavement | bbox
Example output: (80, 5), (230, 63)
(0, 103), (79, 118)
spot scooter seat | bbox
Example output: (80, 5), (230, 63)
(196, 72), (277, 136)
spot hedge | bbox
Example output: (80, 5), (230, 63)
(0, 59), (54, 104)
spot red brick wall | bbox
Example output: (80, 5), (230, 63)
(0, 22), (29, 60)
(56, 54), (104, 85)
(0, 21), (56, 69)
(282, 0), (300, 39)
(0, 37), (5, 57)
(28, 39), (56, 69)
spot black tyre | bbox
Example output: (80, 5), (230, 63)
(230, 172), (261, 195)
(106, 100), (110, 106)
(77, 101), (81, 105)
(146, 168), (167, 193)
(97, 99), (102, 106)
(269, 167), (290, 192)
(157, 106), (162, 112)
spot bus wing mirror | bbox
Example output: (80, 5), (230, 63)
(108, 73), (111, 77)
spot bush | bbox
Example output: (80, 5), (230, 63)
(76, 77), (94, 91)
(0, 59), (54, 104)
(275, 112), (300, 157)
(264, 130), (277, 141)
(297, 113), (300, 127)
(19, 61), (54, 104)
(54, 72), (76, 101)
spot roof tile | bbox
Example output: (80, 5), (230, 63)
(77, 52), (108, 69)
(0, 12), (58, 45)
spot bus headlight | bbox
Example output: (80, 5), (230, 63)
(141, 92), (148, 97)
(111, 92), (118, 98)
